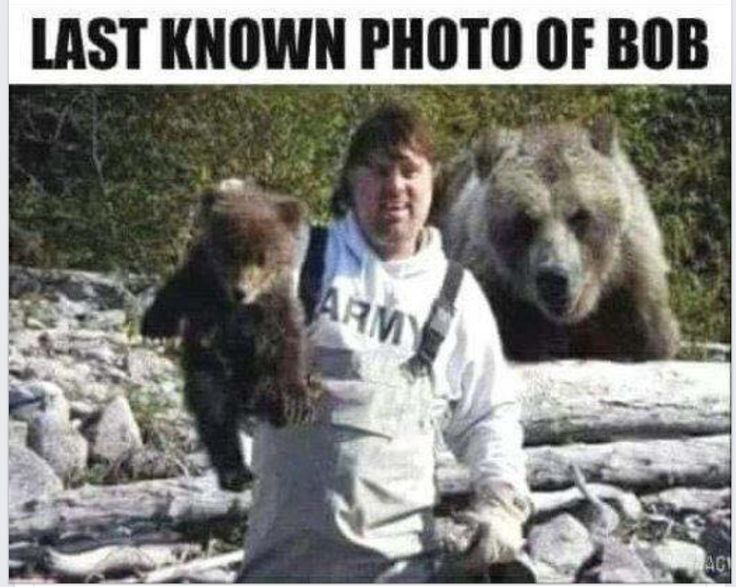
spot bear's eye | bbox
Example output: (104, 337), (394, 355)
(512, 211), (537, 244)
(568, 208), (591, 236)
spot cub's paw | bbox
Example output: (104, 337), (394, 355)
(279, 380), (323, 426)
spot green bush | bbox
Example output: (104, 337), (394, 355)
(9, 86), (730, 344)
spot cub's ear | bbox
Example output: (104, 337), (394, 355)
(588, 115), (619, 156)
(473, 129), (519, 178)
(275, 198), (307, 233)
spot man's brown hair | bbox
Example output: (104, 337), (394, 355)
(331, 103), (435, 216)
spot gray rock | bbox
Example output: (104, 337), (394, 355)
(11, 293), (129, 333)
(124, 448), (185, 480)
(633, 541), (675, 582)
(527, 513), (595, 580)
(10, 265), (136, 310)
(576, 540), (654, 582)
(9, 445), (63, 507)
(532, 559), (570, 583)
(123, 273), (160, 296)
(83, 309), (128, 331)
(126, 348), (179, 385)
(16, 328), (129, 361)
(185, 450), (212, 476)
(12, 352), (90, 387)
(9, 380), (70, 423)
(56, 294), (94, 321)
(9, 300), (26, 331)
(25, 317), (45, 329)
(14, 353), (125, 400)
(8, 345), (27, 374)
(18, 298), (65, 329)
(572, 500), (621, 540)
(89, 396), (143, 463)
(78, 381), (120, 404)
(9, 382), (42, 417)
(69, 399), (99, 420)
(651, 539), (708, 581)
(28, 413), (89, 481)
(10, 420), (29, 447)
(9, 329), (50, 356)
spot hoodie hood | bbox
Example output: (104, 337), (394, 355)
(335, 212), (446, 280)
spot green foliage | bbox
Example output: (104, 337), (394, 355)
(9, 86), (730, 343)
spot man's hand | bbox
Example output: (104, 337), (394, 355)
(455, 484), (530, 572)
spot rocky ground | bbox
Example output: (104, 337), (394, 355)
(7, 265), (732, 583)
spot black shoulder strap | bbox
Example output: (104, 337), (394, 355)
(405, 260), (464, 376)
(299, 225), (329, 325)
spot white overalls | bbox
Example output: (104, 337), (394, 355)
(238, 215), (527, 583)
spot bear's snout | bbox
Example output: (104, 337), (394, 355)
(536, 265), (571, 316)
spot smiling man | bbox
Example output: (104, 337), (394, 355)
(237, 104), (531, 582)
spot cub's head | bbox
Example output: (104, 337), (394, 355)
(198, 179), (306, 306)
(467, 118), (629, 324)
(141, 179), (306, 339)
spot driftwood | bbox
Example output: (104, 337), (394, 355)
(140, 549), (243, 583)
(517, 361), (730, 445)
(525, 435), (730, 491)
(12, 435), (729, 543)
(533, 482), (642, 521)
(44, 543), (200, 580)
(10, 474), (251, 542)
(437, 434), (730, 496)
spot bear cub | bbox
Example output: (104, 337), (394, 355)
(142, 179), (320, 491)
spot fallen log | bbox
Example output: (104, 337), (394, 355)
(525, 435), (730, 491)
(11, 436), (729, 542)
(516, 361), (730, 445)
(9, 474), (251, 542)
(640, 487), (731, 515)
(436, 435), (730, 495)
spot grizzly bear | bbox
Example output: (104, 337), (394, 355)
(432, 118), (679, 361)
(141, 179), (319, 491)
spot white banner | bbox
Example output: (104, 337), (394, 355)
(8, 0), (732, 84)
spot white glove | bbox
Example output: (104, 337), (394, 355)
(455, 483), (531, 571)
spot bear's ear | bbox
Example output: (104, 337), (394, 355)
(473, 129), (518, 178)
(275, 198), (306, 233)
(589, 115), (619, 156)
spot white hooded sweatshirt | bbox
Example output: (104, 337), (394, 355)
(239, 213), (527, 582)
(314, 213), (527, 491)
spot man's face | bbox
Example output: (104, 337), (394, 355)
(350, 147), (434, 260)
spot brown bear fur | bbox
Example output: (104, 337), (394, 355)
(431, 118), (679, 361)
(141, 179), (319, 490)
